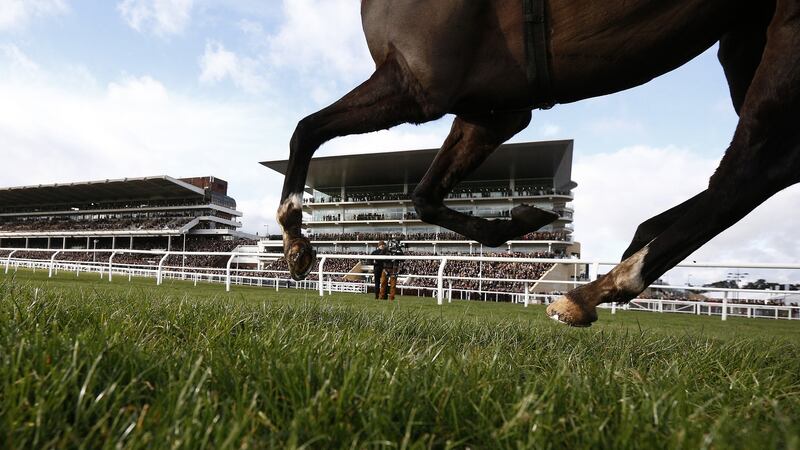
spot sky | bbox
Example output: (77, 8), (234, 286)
(1, 0), (798, 285)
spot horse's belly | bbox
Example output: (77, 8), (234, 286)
(549, 0), (755, 102)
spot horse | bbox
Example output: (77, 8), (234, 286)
(277, 0), (798, 326)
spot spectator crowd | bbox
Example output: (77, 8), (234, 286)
(0, 216), (195, 233)
(307, 231), (569, 242)
(303, 187), (573, 204)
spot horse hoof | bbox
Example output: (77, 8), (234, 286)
(286, 237), (316, 281)
(511, 205), (559, 229)
(546, 296), (597, 327)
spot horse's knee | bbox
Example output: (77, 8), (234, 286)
(622, 223), (653, 260)
(290, 117), (319, 154)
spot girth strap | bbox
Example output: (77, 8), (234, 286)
(523, 0), (555, 109)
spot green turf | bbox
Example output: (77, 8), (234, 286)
(1, 270), (799, 449)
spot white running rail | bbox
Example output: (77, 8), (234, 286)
(0, 247), (798, 321)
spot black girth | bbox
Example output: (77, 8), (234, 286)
(523, 0), (555, 109)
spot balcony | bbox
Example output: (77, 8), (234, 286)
(305, 190), (574, 207)
(308, 208), (573, 225)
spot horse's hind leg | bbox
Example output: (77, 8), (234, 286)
(548, 2), (800, 326)
(278, 55), (443, 280)
(620, 192), (706, 260)
(620, 23), (769, 261)
(411, 112), (558, 247)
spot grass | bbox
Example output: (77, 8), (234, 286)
(0, 270), (798, 449)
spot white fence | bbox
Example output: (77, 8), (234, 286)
(1, 247), (799, 321)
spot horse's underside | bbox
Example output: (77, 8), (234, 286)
(278, 0), (799, 326)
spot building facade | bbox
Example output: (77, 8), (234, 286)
(263, 140), (579, 256)
(0, 175), (254, 250)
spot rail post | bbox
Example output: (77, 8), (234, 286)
(225, 254), (236, 292)
(722, 291), (728, 321)
(524, 282), (530, 307)
(48, 250), (62, 278)
(448, 281), (452, 303)
(108, 251), (117, 282)
(156, 252), (170, 285)
(437, 258), (448, 305)
(5, 250), (17, 274)
(318, 256), (327, 297)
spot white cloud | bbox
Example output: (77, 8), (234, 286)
(198, 40), (268, 94)
(266, 0), (372, 81)
(117, 0), (194, 36)
(198, 0), (372, 101)
(573, 145), (800, 284)
(540, 123), (561, 138)
(0, 44), (41, 76)
(0, 0), (67, 31)
(107, 75), (169, 103)
(0, 45), (450, 235)
(573, 145), (714, 262)
(0, 47), (289, 233)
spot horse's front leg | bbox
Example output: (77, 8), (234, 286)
(411, 112), (559, 247)
(277, 56), (441, 280)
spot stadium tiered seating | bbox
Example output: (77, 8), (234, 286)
(307, 231), (569, 242)
(304, 187), (572, 204)
(0, 217), (196, 233)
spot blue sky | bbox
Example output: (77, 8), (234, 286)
(1, 0), (798, 283)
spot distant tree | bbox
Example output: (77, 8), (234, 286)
(743, 279), (769, 290)
(704, 280), (739, 289)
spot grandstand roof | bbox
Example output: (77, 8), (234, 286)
(0, 176), (205, 208)
(261, 140), (576, 190)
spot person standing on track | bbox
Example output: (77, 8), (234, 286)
(371, 240), (387, 299)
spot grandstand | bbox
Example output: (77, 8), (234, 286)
(262, 140), (579, 256)
(0, 176), (256, 253)
(262, 140), (585, 297)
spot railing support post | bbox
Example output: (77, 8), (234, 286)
(524, 282), (530, 307)
(5, 250), (17, 274)
(225, 254), (236, 292)
(437, 258), (448, 305)
(722, 292), (728, 321)
(48, 250), (62, 278)
(156, 252), (170, 285)
(108, 251), (117, 282)
(318, 256), (327, 297)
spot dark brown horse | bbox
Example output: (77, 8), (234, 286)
(277, 0), (799, 326)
